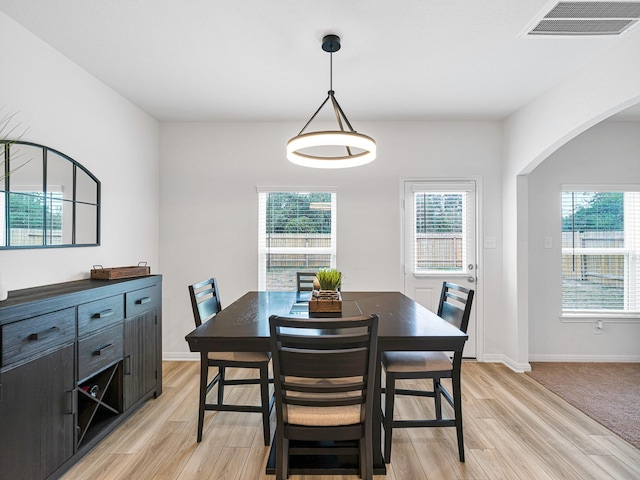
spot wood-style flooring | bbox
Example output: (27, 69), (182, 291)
(61, 361), (640, 480)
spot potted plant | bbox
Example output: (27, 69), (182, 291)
(310, 268), (342, 314)
(315, 268), (342, 291)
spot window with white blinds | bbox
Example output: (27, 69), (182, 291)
(562, 189), (640, 315)
(411, 182), (474, 274)
(258, 188), (336, 291)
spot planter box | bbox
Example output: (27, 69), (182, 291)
(309, 290), (342, 316)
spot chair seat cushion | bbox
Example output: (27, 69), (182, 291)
(382, 351), (452, 373)
(283, 377), (363, 426)
(208, 351), (271, 362)
(287, 404), (362, 426)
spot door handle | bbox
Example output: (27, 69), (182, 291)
(467, 276), (475, 283)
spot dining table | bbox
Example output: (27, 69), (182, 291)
(185, 290), (468, 475)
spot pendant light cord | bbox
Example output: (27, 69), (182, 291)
(329, 50), (333, 93)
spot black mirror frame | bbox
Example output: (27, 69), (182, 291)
(1, 140), (101, 249)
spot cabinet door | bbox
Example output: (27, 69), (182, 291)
(0, 344), (75, 480)
(123, 309), (157, 411)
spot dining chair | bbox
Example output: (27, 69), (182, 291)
(188, 278), (274, 445)
(269, 314), (379, 480)
(381, 282), (474, 463)
(295, 271), (317, 292)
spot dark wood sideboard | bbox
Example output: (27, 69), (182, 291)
(0, 275), (162, 480)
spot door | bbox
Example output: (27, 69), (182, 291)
(123, 309), (157, 411)
(0, 344), (75, 480)
(403, 180), (477, 357)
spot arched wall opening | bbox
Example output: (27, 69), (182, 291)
(500, 27), (640, 371)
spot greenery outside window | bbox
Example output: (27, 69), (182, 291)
(562, 189), (640, 316)
(258, 188), (336, 291)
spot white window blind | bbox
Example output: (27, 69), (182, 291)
(411, 182), (474, 274)
(8, 188), (63, 246)
(562, 190), (640, 314)
(258, 189), (336, 291)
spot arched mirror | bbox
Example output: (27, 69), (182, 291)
(0, 141), (100, 249)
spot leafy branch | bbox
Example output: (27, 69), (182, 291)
(1, 105), (31, 181)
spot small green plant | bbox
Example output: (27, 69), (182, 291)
(315, 268), (342, 291)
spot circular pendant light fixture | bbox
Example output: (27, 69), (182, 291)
(287, 35), (376, 169)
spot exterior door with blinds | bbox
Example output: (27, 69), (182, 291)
(403, 180), (477, 357)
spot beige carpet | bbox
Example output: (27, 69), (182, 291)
(526, 362), (640, 450)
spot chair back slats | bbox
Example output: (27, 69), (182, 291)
(283, 380), (365, 395)
(270, 314), (379, 413)
(440, 301), (465, 329)
(277, 331), (371, 350)
(188, 278), (222, 327)
(437, 282), (474, 333)
(279, 347), (370, 379)
(296, 272), (317, 292)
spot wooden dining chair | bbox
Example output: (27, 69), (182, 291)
(188, 278), (274, 445)
(381, 282), (474, 463)
(295, 272), (317, 292)
(269, 314), (379, 480)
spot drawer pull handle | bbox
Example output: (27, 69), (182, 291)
(29, 326), (60, 341)
(136, 297), (151, 305)
(94, 344), (114, 356)
(125, 355), (132, 375)
(93, 309), (114, 319)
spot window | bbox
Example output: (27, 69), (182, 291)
(562, 189), (640, 315)
(408, 181), (475, 275)
(258, 189), (336, 291)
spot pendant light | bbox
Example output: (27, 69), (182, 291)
(287, 35), (376, 169)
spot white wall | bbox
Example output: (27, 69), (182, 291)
(528, 121), (640, 361)
(0, 13), (160, 291)
(159, 120), (503, 357)
(501, 27), (640, 371)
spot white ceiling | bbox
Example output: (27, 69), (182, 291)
(1, 0), (639, 122)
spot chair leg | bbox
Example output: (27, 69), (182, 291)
(434, 378), (443, 420)
(362, 422), (373, 480)
(452, 369), (465, 462)
(197, 355), (208, 442)
(358, 437), (366, 480)
(275, 429), (288, 480)
(259, 363), (271, 446)
(217, 365), (226, 405)
(383, 372), (396, 463)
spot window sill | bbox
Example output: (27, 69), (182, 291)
(561, 313), (640, 323)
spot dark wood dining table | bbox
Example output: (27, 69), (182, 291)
(185, 290), (468, 475)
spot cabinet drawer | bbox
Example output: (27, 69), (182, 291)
(2, 308), (75, 368)
(126, 285), (158, 317)
(78, 323), (123, 381)
(78, 295), (124, 338)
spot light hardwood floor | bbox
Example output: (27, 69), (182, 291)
(62, 361), (640, 480)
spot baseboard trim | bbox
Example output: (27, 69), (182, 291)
(529, 354), (640, 362)
(480, 354), (531, 373)
(163, 352), (198, 361)
(163, 351), (640, 368)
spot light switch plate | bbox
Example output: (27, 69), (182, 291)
(484, 236), (496, 249)
(544, 236), (552, 249)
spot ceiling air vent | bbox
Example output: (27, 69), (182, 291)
(528, 1), (640, 35)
